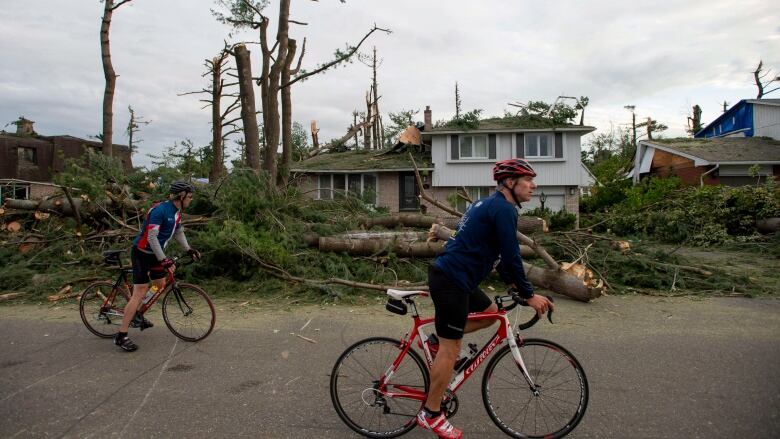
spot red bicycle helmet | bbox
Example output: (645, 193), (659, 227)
(492, 158), (536, 181)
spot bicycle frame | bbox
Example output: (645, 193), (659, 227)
(378, 294), (538, 404)
(101, 261), (184, 317)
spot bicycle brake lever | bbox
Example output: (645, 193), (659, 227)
(545, 295), (554, 324)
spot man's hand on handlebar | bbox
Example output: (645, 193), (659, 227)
(527, 294), (554, 315)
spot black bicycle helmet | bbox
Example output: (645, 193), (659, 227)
(169, 181), (194, 195)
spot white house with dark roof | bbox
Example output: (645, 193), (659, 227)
(421, 107), (596, 214)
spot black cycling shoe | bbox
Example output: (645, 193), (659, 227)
(114, 333), (138, 352)
(130, 314), (154, 331)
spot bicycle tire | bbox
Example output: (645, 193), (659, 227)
(79, 280), (129, 338)
(330, 337), (429, 438)
(482, 338), (589, 439)
(161, 283), (215, 342)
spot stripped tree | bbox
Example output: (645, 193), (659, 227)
(213, 0), (390, 183)
(179, 49), (242, 180)
(100, 0), (133, 157)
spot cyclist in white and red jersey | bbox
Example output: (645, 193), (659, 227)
(416, 159), (554, 438)
(113, 181), (201, 352)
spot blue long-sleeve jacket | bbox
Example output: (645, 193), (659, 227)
(434, 191), (534, 298)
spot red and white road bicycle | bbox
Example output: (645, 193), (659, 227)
(330, 289), (588, 439)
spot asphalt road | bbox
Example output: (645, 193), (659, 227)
(1, 295), (779, 438)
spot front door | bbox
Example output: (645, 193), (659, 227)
(398, 172), (419, 211)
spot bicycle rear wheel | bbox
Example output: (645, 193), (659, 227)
(161, 283), (215, 342)
(330, 337), (429, 438)
(482, 339), (588, 439)
(79, 281), (129, 338)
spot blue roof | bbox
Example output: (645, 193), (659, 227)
(695, 100), (753, 138)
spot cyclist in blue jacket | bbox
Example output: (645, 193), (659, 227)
(416, 158), (554, 439)
(113, 181), (201, 352)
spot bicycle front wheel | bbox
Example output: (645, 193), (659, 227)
(482, 339), (588, 439)
(79, 280), (129, 338)
(161, 283), (215, 342)
(330, 337), (429, 438)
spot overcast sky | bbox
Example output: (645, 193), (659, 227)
(1, 0), (778, 168)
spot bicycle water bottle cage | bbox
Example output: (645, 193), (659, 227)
(385, 298), (408, 315)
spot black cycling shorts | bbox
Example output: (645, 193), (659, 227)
(428, 264), (492, 340)
(131, 246), (166, 285)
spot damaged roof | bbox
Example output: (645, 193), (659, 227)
(643, 137), (780, 163)
(291, 148), (433, 173)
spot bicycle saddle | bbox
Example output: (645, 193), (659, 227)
(386, 289), (428, 300)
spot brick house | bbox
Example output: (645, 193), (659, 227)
(631, 137), (780, 186)
(0, 118), (133, 202)
(292, 148), (435, 213)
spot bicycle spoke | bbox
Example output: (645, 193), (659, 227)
(331, 338), (427, 438)
(483, 340), (588, 439)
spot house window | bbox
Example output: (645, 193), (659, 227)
(525, 134), (553, 158)
(455, 186), (494, 213)
(459, 135), (488, 159)
(0, 183), (30, 203)
(18, 147), (38, 165)
(317, 173), (378, 204)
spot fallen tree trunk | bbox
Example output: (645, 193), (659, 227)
(433, 223), (602, 301)
(428, 224), (536, 258)
(4, 196), (142, 219)
(0, 292), (26, 302)
(756, 217), (780, 234)
(319, 236), (444, 257)
(362, 213), (547, 234)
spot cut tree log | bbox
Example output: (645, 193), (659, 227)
(428, 224), (536, 258)
(756, 217), (780, 234)
(0, 292), (26, 302)
(362, 213), (547, 234)
(433, 224), (602, 302)
(6, 221), (22, 233)
(319, 236), (445, 257)
(18, 236), (43, 253)
(47, 285), (75, 302)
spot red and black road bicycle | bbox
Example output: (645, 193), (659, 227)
(79, 250), (215, 342)
(330, 289), (588, 439)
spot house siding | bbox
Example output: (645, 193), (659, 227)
(754, 104), (780, 139)
(649, 149), (718, 185)
(431, 132), (583, 187)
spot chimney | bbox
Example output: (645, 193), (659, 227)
(424, 106), (432, 131)
(15, 117), (35, 136)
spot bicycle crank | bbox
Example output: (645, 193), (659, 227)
(441, 390), (459, 418)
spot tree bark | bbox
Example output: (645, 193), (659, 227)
(210, 54), (225, 181)
(101, 1), (123, 156)
(280, 38), (303, 184)
(234, 44), (261, 170)
(364, 89), (372, 149)
(361, 213), (547, 234)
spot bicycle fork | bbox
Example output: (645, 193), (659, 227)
(506, 326), (540, 396)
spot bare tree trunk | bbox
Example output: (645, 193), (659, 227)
(234, 44), (261, 170)
(100, 0), (132, 156)
(280, 37), (304, 184)
(364, 88), (372, 149)
(352, 111), (359, 148)
(263, 0), (291, 183)
(210, 55), (224, 181)
(754, 60), (765, 98)
(310, 120), (319, 150)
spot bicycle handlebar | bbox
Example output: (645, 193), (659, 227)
(497, 292), (555, 330)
